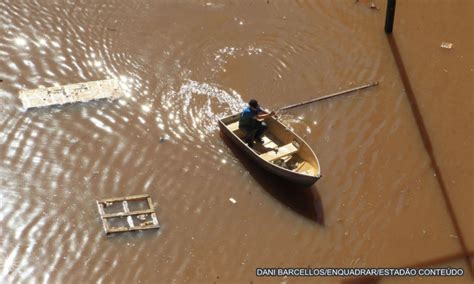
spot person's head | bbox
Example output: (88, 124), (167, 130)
(248, 99), (259, 110)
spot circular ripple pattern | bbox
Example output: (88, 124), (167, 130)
(162, 80), (244, 142)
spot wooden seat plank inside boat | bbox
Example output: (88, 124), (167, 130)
(227, 121), (245, 138)
(228, 121), (239, 132)
(259, 143), (299, 162)
(260, 136), (277, 148)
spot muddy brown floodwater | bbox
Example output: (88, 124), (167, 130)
(1, 0), (472, 283)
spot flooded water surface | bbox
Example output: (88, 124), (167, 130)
(1, 0), (472, 283)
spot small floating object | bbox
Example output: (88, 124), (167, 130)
(136, 214), (147, 221)
(370, 2), (379, 10)
(19, 79), (123, 109)
(440, 42), (453, 49)
(96, 194), (160, 235)
(229, 197), (237, 204)
(139, 221), (155, 227)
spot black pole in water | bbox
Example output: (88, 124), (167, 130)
(384, 0), (396, 33)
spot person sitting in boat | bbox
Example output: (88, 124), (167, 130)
(239, 99), (275, 147)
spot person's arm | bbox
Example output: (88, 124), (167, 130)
(258, 108), (269, 115)
(256, 109), (275, 120)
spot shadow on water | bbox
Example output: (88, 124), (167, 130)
(102, 226), (161, 241)
(219, 132), (324, 225)
(21, 98), (117, 113)
(387, 33), (473, 279)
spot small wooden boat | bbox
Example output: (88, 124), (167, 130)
(219, 113), (321, 186)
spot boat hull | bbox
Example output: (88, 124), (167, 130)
(218, 116), (320, 187)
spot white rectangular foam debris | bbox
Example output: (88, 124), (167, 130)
(19, 79), (123, 109)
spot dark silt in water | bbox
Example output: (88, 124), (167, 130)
(0, 0), (472, 283)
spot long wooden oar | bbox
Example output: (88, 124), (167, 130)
(278, 81), (379, 111)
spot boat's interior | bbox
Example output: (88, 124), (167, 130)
(223, 114), (319, 177)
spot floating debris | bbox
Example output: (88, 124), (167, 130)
(370, 2), (379, 10)
(139, 221), (155, 227)
(355, 0), (379, 10)
(96, 194), (160, 235)
(19, 79), (123, 109)
(440, 42), (453, 49)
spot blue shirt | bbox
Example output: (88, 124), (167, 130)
(239, 106), (262, 129)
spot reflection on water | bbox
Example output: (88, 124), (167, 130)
(163, 80), (243, 140)
(0, 0), (472, 283)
